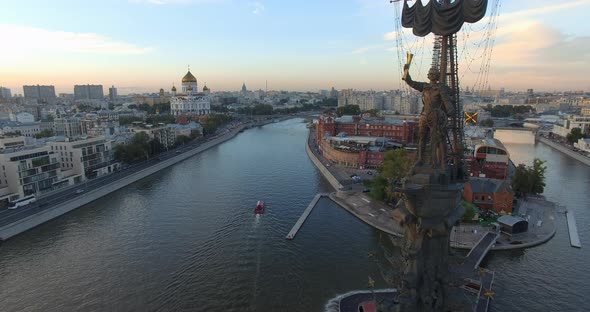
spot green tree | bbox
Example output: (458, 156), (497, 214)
(512, 158), (547, 195)
(211, 105), (230, 113)
(201, 114), (234, 135)
(113, 132), (153, 164)
(336, 105), (361, 117)
(175, 135), (191, 146)
(367, 176), (388, 201)
(530, 158), (547, 194)
(363, 109), (380, 117)
(34, 129), (54, 139)
(146, 114), (175, 125)
(119, 116), (144, 125)
(566, 127), (584, 144)
(461, 201), (479, 222)
(480, 119), (494, 127)
(379, 149), (412, 200)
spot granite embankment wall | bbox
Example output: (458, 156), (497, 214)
(538, 136), (590, 167)
(0, 121), (279, 241)
(305, 132), (342, 190)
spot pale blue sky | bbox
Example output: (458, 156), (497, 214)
(1, 0), (589, 93)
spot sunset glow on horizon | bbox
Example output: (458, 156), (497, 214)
(1, 0), (589, 94)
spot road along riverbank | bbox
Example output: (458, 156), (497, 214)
(537, 136), (590, 167)
(0, 119), (284, 241)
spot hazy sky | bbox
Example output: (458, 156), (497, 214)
(0, 0), (589, 94)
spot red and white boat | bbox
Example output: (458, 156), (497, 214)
(254, 200), (265, 214)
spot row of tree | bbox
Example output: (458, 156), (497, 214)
(336, 105), (361, 117)
(119, 114), (177, 126)
(201, 114), (234, 135)
(222, 99), (338, 116)
(113, 132), (165, 164)
(127, 103), (171, 115)
(113, 133), (199, 164)
(34, 129), (54, 139)
(566, 127), (588, 144)
(483, 104), (535, 118)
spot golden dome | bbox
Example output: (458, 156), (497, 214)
(171, 85), (177, 91)
(203, 85), (209, 91)
(182, 70), (197, 83)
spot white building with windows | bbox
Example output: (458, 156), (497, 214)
(0, 145), (62, 200)
(170, 69), (211, 116)
(49, 136), (118, 181)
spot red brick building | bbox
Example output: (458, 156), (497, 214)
(317, 139), (386, 168)
(316, 115), (417, 145)
(463, 177), (514, 214)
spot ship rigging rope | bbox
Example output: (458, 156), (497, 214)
(392, 0), (501, 94)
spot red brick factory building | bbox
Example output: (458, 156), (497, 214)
(314, 115), (417, 169)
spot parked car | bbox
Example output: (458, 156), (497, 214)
(75, 189), (85, 194)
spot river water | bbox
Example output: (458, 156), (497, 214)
(0, 119), (587, 311)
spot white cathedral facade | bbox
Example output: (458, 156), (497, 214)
(170, 69), (211, 116)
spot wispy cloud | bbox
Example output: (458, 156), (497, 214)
(353, 43), (392, 54)
(0, 24), (153, 55)
(501, 0), (590, 20)
(251, 2), (265, 15)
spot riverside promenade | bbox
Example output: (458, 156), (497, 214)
(306, 128), (556, 251)
(0, 118), (286, 241)
(537, 136), (590, 167)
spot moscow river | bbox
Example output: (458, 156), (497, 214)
(0, 118), (588, 311)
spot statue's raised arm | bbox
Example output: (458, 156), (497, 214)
(403, 64), (426, 92)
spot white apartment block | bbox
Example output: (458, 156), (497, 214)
(0, 136), (26, 151)
(129, 124), (176, 150)
(2, 123), (41, 138)
(552, 115), (590, 138)
(574, 138), (590, 153)
(49, 137), (118, 181)
(54, 117), (83, 138)
(0, 145), (62, 200)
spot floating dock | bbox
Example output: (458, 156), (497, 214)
(566, 210), (581, 248)
(286, 193), (326, 240)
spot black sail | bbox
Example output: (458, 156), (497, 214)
(402, 0), (488, 37)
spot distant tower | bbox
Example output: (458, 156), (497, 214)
(109, 85), (117, 100)
(159, 88), (165, 97)
(171, 84), (177, 96)
(203, 83), (210, 95)
(241, 83), (247, 93)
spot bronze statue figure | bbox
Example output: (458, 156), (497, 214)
(403, 65), (454, 169)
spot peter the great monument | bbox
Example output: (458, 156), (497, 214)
(331, 1), (492, 311)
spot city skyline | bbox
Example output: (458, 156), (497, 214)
(1, 0), (589, 94)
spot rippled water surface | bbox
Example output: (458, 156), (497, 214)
(0, 119), (385, 312)
(0, 121), (588, 311)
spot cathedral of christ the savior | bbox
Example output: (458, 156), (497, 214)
(170, 68), (211, 116)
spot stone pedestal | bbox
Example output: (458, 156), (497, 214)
(393, 165), (465, 312)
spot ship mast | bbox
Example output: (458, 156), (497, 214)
(437, 0), (464, 182)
